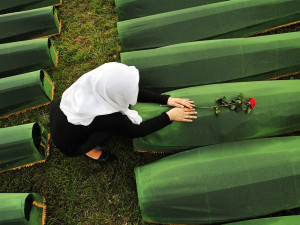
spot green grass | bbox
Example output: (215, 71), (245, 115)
(1, 0), (300, 224)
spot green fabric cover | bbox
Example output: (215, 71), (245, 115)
(115, 0), (228, 21)
(226, 216), (300, 225)
(122, 32), (300, 92)
(0, 0), (61, 14)
(0, 123), (49, 173)
(135, 136), (300, 224)
(0, 70), (54, 118)
(0, 38), (57, 78)
(0, 6), (60, 44)
(118, 0), (300, 52)
(133, 80), (300, 152)
(0, 193), (44, 225)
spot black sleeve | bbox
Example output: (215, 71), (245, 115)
(116, 112), (172, 138)
(92, 112), (172, 139)
(138, 88), (170, 105)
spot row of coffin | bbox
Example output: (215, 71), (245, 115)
(0, 0), (62, 117)
(0, 1), (62, 224)
(115, 0), (300, 224)
(132, 80), (300, 224)
(1, 31), (300, 119)
(0, 192), (299, 224)
(1, 119), (300, 225)
(0, 3), (62, 117)
(116, 0), (300, 52)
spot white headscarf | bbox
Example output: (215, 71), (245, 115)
(60, 62), (142, 126)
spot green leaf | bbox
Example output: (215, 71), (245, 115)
(216, 96), (226, 104)
(247, 108), (252, 114)
(242, 103), (247, 110)
(216, 99), (222, 104)
(237, 93), (245, 101)
(222, 100), (229, 105)
(215, 106), (221, 115)
(236, 106), (242, 112)
(230, 105), (236, 110)
(216, 96), (226, 101)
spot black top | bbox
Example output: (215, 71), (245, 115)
(50, 89), (171, 156)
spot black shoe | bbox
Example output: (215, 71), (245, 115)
(83, 151), (115, 164)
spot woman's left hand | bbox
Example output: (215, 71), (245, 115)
(167, 97), (194, 109)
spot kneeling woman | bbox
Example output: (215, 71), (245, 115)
(50, 62), (197, 163)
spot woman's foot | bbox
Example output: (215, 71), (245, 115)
(85, 148), (102, 159)
(84, 148), (115, 164)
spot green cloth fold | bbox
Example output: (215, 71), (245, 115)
(0, 70), (54, 118)
(118, 0), (300, 52)
(0, 193), (45, 225)
(0, 38), (57, 78)
(226, 216), (300, 225)
(0, 6), (60, 44)
(0, 123), (49, 173)
(0, 0), (61, 14)
(122, 32), (300, 92)
(133, 80), (300, 152)
(135, 136), (300, 224)
(115, 0), (228, 21)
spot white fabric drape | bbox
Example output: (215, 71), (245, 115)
(60, 62), (142, 126)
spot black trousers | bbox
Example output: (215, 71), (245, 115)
(63, 130), (115, 157)
(50, 99), (115, 157)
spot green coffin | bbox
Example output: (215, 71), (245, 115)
(115, 0), (228, 21)
(133, 80), (300, 152)
(0, 70), (54, 118)
(0, 193), (46, 225)
(0, 123), (50, 173)
(122, 32), (300, 92)
(0, 38), (58, 78)
(135, 136), (300, 224)
(227, 216), (300, 225)
(0, 0), (61, 14)
(0, 6), (60, 44)
(118, 0), (300, 52)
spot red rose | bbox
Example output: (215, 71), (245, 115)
(248, 97), (256, 109)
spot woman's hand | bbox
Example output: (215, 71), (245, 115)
(167, 97), (194, 109)
(166, 108), (197, 122)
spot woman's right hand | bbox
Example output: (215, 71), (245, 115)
(166, 108), (197, 122)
